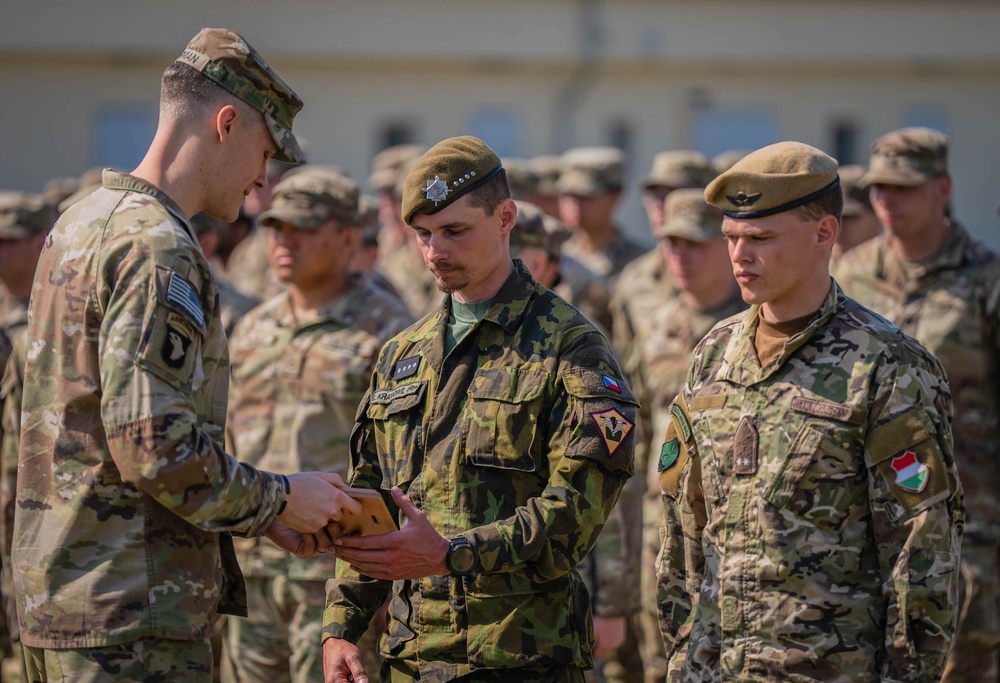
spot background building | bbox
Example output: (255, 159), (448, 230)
(2, 0), (998, 246)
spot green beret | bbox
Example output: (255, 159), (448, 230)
(176, 28), (304, 164)
(259, 166), (360, 230)
(401, 136), (504, 225)
(704, 141), (839, 219)
(0, 191), (56, 239)
(642, 151), (716, 190)
(860, 127), (948, 188)
(656, 188), (724, 242)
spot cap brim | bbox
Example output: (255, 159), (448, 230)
(265, 112), (305, 165)
(555, 174), (600, 196)
(258, 206), (325, 230)
(655, 219), (717, 242)
(367, 169), (396, 192)
(858, 168), (928, 189)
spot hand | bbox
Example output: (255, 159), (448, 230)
(333, 487), (450, 580)
(323, 637), (369, 683)
(280, 472), (362, 534)
(264, 518), (322, 559)
(593, 615), (627, 659)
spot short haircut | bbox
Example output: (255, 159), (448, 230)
(159, 62), (257, 123)
(463, 169), (511, 216)
(793, 181), (844, 224)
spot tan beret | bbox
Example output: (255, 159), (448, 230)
(860, 127), (948, 188)
(259, 166), (360, 230)
(656, 188), (724, 242)
(642, 151), (716, 190)
(401, 136), (504, 225)
(704, 141), (839, 219)
(556, 147), (625, 196)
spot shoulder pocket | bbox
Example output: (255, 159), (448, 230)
(563, 369), (638, 476)
(134, 267), (208, 389)
(867, 408), (951, 517)
(464, 367), (548, 471)
(658, 394), (695, 499)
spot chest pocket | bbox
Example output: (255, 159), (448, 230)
(366, 381), (427, 488)
(464, 367), (548, 472)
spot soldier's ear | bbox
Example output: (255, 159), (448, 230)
(214, 104), (240, 143)
(496, 198), (517, 237)
(815, 214), (839, 250)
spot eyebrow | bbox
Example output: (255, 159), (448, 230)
(410, 221), (470, 231)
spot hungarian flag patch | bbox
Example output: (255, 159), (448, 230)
(890, 450), (929, 493)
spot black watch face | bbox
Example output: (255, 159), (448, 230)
(450, 546), (476, 574)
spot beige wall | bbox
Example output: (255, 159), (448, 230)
(2, 0), (998, 246)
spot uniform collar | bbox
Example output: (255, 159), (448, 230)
(101, 169), (194, 240)
(878, 221), (970, 281)
(274, 273), (367, 330)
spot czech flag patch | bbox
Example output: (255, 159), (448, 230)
(603, 375), (622, 393)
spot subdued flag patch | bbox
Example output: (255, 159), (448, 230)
(591, 407), (633, 456)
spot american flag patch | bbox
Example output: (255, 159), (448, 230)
(603, 375), (621, 393)
(166, 272), (205, 330)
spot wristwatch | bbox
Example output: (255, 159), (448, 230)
(446, 536), (477, 576)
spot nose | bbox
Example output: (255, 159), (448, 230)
(730, 237), (751, 265)
(423, 232), (448, 262)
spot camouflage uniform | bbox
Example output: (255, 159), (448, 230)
(12, 169), (290, 667)
(835, 225), (1000, 682)
(226, 277), (413, 683)
(323, 262), (639, 680)
(0, 324), (11, 676)
(657, 283), (964, 682)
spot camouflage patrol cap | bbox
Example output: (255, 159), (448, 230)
(860, 127), (948, 188)
(358, 195), (381, 243)
(401, 136), (505, 225)
(528, 155), (562, 196)
(259, 166), (360, 230)
(711, 149), (751, 174)
(656, 188), (724, 242)
(704, 141), (840, 219)
(0, 191), (56, 239)
(368, 144), (425, 193)
(503, 158), (540, 199)
(838, 164), (874, 217)
(642, 151), (716, 190)
(556, 147), (625, 196)
(509, 200), (570, 259)
(175, 28), (304, 164)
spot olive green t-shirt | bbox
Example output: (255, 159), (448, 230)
(445, 296), (492, 355)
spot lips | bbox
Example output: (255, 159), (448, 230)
(734, 270), (757, 284)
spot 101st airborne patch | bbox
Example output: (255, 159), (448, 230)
(590, 407), (634, 457)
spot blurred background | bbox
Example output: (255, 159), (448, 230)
(1, 0), (998, 247)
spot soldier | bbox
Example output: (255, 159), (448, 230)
(830, 163), (881, 263)
(323, 136), (639, 683)
(527, 153), (563, 218)
(710, 149), (750, 175)
(657, 141), (964, 681)
(0, 191), (54, 683)
(350, 194), (404, 302)
(12, 29), (361, 682)
(225, 167), (413, 683)
(557, 146), (647, 280)
(629, 190), (746, 683)
(190, 212), (261, 336)
(834, 128), (1000, 683)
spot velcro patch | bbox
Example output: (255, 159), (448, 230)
(393, 355), (420, 380)
(166, 271), (205, 329)
(658, 399), (693, 499)
(590, 408), (634, 457)
(371, 382), (424, 405)
(791, 396), (860, 424)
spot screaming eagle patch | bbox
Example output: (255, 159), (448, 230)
(591, 408), (634, 457)
(161, 312), (194, 370)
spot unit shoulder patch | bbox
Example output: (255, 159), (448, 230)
(590, 407), (634, 457)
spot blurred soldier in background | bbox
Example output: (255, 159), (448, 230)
(527, 153), (563, 218)
(830, 163), (882, 263)
(190, 212), (261, 336)
(835, 127), (1000, 683)
(710, 149), (750, 175)
(0, 191), (55, 683)
(350, 194), (404, 302)
(226, 166), (412, 683)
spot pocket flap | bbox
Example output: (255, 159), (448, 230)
(469, 367), (548, 403)
(562, 368), (637, 404)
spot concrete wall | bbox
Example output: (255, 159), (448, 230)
(2, 0), (998, 246)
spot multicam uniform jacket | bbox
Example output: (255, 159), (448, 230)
(323, 262), (639, 679)
(12, 170), (288, 648)
(227, 277), (413, 580)
(657, 282), (964, 682)
(562, 226), (648, 282)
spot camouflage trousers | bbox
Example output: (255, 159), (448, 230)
(940, 544), (1000, 683)
(228, 575), (382, 683)
(381, 659), (586, 682)
(22, 638), (212, 682)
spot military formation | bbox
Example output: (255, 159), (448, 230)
(0, 24), (994, 683)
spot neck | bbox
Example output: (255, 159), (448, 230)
(454, 258), (514, 304)
(887, 218), (951, 263)
(761, 273), (831, 323)
(288, 272), (352, 318)
(131, 127), (205, 218)
(577, 221), (615, 250)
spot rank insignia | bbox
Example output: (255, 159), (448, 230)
(890, 450), (928, 493)
(423, 175), (451, 206)
(659, 438), (679, 471)
(393, 355), (421, 380)
(733, 416), (758, 475)
(591, 408), (634, 456)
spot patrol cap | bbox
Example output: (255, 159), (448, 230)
(509, 200), (570, 259)
(528, 155), (562, 196)
(656, 188), (724, 242)
(401, 136), (505, 225)
(503, 158), (539, 199)
(368, 144), (425, 193)
(711, 149), (751, 174)
(175, 28), (304, 164)
(358, 195), (381, 244)
(838, 164), (873, 218)
(259, 166), (361, 230)
(859, 127), (948, 188)
(704, 141), (840, 219)
(43, 177), (79, 208)
(642, 151), (716, 190)
(0, 191), (56, 239)
(556, 147), (625, 196)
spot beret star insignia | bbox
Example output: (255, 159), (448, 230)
(423, 176), (450, 205)
(726, 191), (762, 207)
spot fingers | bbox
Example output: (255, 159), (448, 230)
(318, 471), (347, 489)
(332, 486), (363, 517)
(345, 650), (369, 683)
(391, 486), (421, 521)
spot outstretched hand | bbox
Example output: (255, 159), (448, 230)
(280, 472), (362, 533)
(333, 487), (450, 580)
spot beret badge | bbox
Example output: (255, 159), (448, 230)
(423, 176), (451, 206)
(727, 191), (762, 208)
